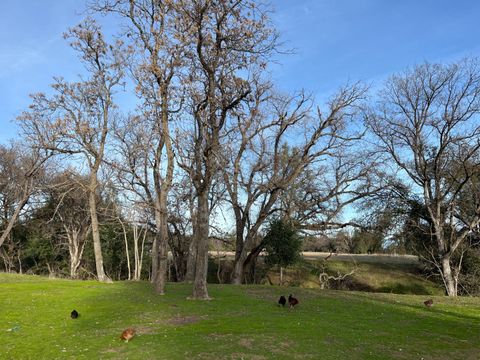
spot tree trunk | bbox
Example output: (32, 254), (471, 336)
(17, 250), (22, 274)
(120, 222), (131, 280)
(70, 251), (81, 279)
(154, 210), (168, 295)
(231, 254), (247, 285)
(232, 238), (264, 284)
(88, 177), (111, 283)
(0, 192), (30, 249)
(137, 226), (147, 280)
(151, 236), (158, 283)
(171, 249), (188, 282)
(153, 199), (169, 294)
(66, 227), (87, 279)
(132, 225), (139, 280)
(231, 222), (246, 284)
(185, 238), (197, 283)
(133, 225), (146, 281)
(191, 190), (210, 299)
(217, 252), (222, 284)
(153, 230), (168, 294)
(441, 256), (457, 296)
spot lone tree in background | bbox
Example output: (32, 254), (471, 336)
(368, 58), (480, 296)
(263, 218), (302, 285)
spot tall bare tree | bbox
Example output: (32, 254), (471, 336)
(174, 0), (278, 299)
(112, 111), (178, 291)
(168, 175), (195, 282)
(221, 83), (368, 284)
(18, 19), (126, 282)
(367, 58), (480, 296)
(92, 0), (184, 294)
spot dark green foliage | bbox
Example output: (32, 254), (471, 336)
(81, 221), (141, 281)
(0, 176), (151, 280)
(459, 247), (480, 295)
(350, 229), (384, 254)
(263, 219), (302, 268)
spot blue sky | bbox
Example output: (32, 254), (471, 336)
(1, 0), (480, 143)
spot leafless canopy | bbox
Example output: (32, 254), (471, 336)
(367, 58), (480, 295)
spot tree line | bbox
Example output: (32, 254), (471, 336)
(1, 0), (480, 297)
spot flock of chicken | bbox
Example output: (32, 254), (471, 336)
(68, 295), (433, 343)
(278, 294), (299, 308)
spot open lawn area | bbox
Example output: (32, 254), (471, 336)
(0, 273), (479, 359)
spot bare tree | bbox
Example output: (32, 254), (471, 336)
(174, 0), (278, 299)
(280, 154), (385, 232)
(18, 19), (126, 282)
(168, 176), (195, 282)
(45, 171), (92, 278)
(0, 143), (51, 250)
(117, 206), (148, 281)
(367, 58), (480, 296)
(92, 0), (184, 294)
(221, 83), (368, 284)
(112, 111), (177, 290)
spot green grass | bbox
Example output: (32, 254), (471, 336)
(1, 273), (479, 359)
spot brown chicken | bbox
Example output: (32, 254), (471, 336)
(288, 294), (299, 309)
(120, 328), (136, 342)
(424, 299), (433, 307)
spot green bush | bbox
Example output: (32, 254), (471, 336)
(263, 218), (302, 269)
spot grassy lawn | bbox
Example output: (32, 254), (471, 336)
(1, 273), (479, 359)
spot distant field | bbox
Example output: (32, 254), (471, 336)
(209, 252), (441, 296)
(209, 251), (420, 265)
(300, 252), (419, 265)
(1, 273), (479, 359)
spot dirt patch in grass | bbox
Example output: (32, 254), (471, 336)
(196, 353), (267, 360)
(101, 347), (127, 360)
(168, 315), (203, 326)
(234, 335), (294, 357)
(133, 325), (158, 334)
(244, 287), (273, 299)
(323, 335), (338, 345)
(269, 339), (295, 356)
(230, 353), (267, 360)
(238, 337), (254, 349)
